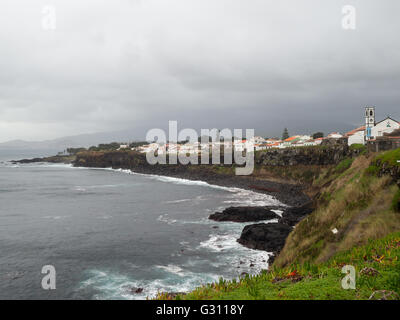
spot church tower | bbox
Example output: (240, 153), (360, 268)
(365, 106), (375, 140)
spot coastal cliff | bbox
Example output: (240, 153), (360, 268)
(14, 145), (400, 299)
(160, 148), (400, 300)
(72, 144), (365, 202)
(274, 149), (400, 268)
(72, 145), (375, 260)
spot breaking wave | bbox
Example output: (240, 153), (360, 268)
(78, 267), (220, 300)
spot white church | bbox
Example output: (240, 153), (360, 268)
(346, 107), (400, 146)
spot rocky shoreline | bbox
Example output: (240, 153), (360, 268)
(13, 152), (310, 207)
(13, 152), (314, 267)
(208, 202), (313, 264)
(12, 155), (75, 164)
(209, 206), (280, 222)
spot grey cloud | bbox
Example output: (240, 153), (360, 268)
(0, 0), (399, 143)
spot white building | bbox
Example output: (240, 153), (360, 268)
(346, 127), (365, 146)
(371, 117), (400, 138)
(179, 143), (200, 155)
(347, 107), (400, 145)
(250, 136), (266, 144)
(326, 132), (343, 139)
(255, 144), (268, 151)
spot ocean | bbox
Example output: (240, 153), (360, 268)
(0, 151), (282, 299)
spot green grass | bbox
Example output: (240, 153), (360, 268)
(366, 147), (400, 176)
(273, 152), (400, 267)
(349, 144), (365, 150)
(335, 158), (354, 174)
(374, 148), (400, 167)
(365, 164), (380, 176)
(350, 144), (367, 154)
(156, 233), (400, 300)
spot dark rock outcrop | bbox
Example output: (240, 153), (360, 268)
(254, 144), (356, 167)
(12, 155), (74, 164)
(209, 206), (279, 222)
(237, 223), (292, 252)
(278, 202), (314, 227)
(131, 287), (143, 294)
(375, 159), (400, 184)
(14, 157), (44, 164)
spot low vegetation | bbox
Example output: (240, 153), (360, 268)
(274, 153), (400, 267)
(157, 148), (400, 300)
(374, 148), (400, 167)
(349, 143), (367, 154)
(156, 232), (400, 300)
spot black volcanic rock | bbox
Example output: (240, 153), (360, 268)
(278, 202), (314, 227)
(237, 223), (292, 252)
(209, 206), (279, 222)
(73, 151), (311, 207)
(13, 158), (43, 164)
(12, 155), (74, 164)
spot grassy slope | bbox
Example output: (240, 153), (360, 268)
(157, 148), (400, 300)
(274, 151), (400, 267)
(158, 232), (400, 300)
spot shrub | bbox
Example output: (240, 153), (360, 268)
(365, 164), (380, 176)
(375, 148), (400, 167)
(350, 144), (367, 154)
(335, 158), (353, 174)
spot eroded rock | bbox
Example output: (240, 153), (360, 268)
(209, 207), (279, 223)
(237, 223), (292, 252)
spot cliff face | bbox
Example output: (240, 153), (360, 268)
(75, 150), (147, 169)
(255, 145), (361, 166)
(75, 145), (360, 170)
(274, 150), (400, 268)
(73, 145), (365, 206)
(372, 148), (400, 186)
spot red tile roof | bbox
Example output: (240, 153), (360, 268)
(284, 136), (299, 142)
(346, 126), (365, 137)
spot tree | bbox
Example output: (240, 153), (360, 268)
(67, 147), (87, 155)
(282, 128), (289, 140)
(312, 132), (324, 139)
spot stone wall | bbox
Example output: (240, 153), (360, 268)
(254, 145), (360, 166)
(367, 138), (400, 153)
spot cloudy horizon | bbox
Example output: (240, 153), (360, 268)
(0, 0), (399, 143)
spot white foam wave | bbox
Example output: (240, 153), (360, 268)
(198, 234), (238, 252)
(41, 215), (70, 220)
(164, 198), (192, 204)
(198, 232), (271, 275)
(157, 214), (177, 225)
(223, 188), (282, 207)
(79, 268), (220, 300)
(74, 186), (86, 192)
(70, 166), (284, 210)
(0, 161), (73, 169)
(156, 264), (185, 276)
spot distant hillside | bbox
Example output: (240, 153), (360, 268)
(0, 130), (143, 152)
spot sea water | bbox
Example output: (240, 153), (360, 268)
(0, 153), (282, 299)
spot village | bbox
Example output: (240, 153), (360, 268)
(115, 107), (399, 156)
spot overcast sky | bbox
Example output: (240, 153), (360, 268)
(0, 0), (399, 142)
